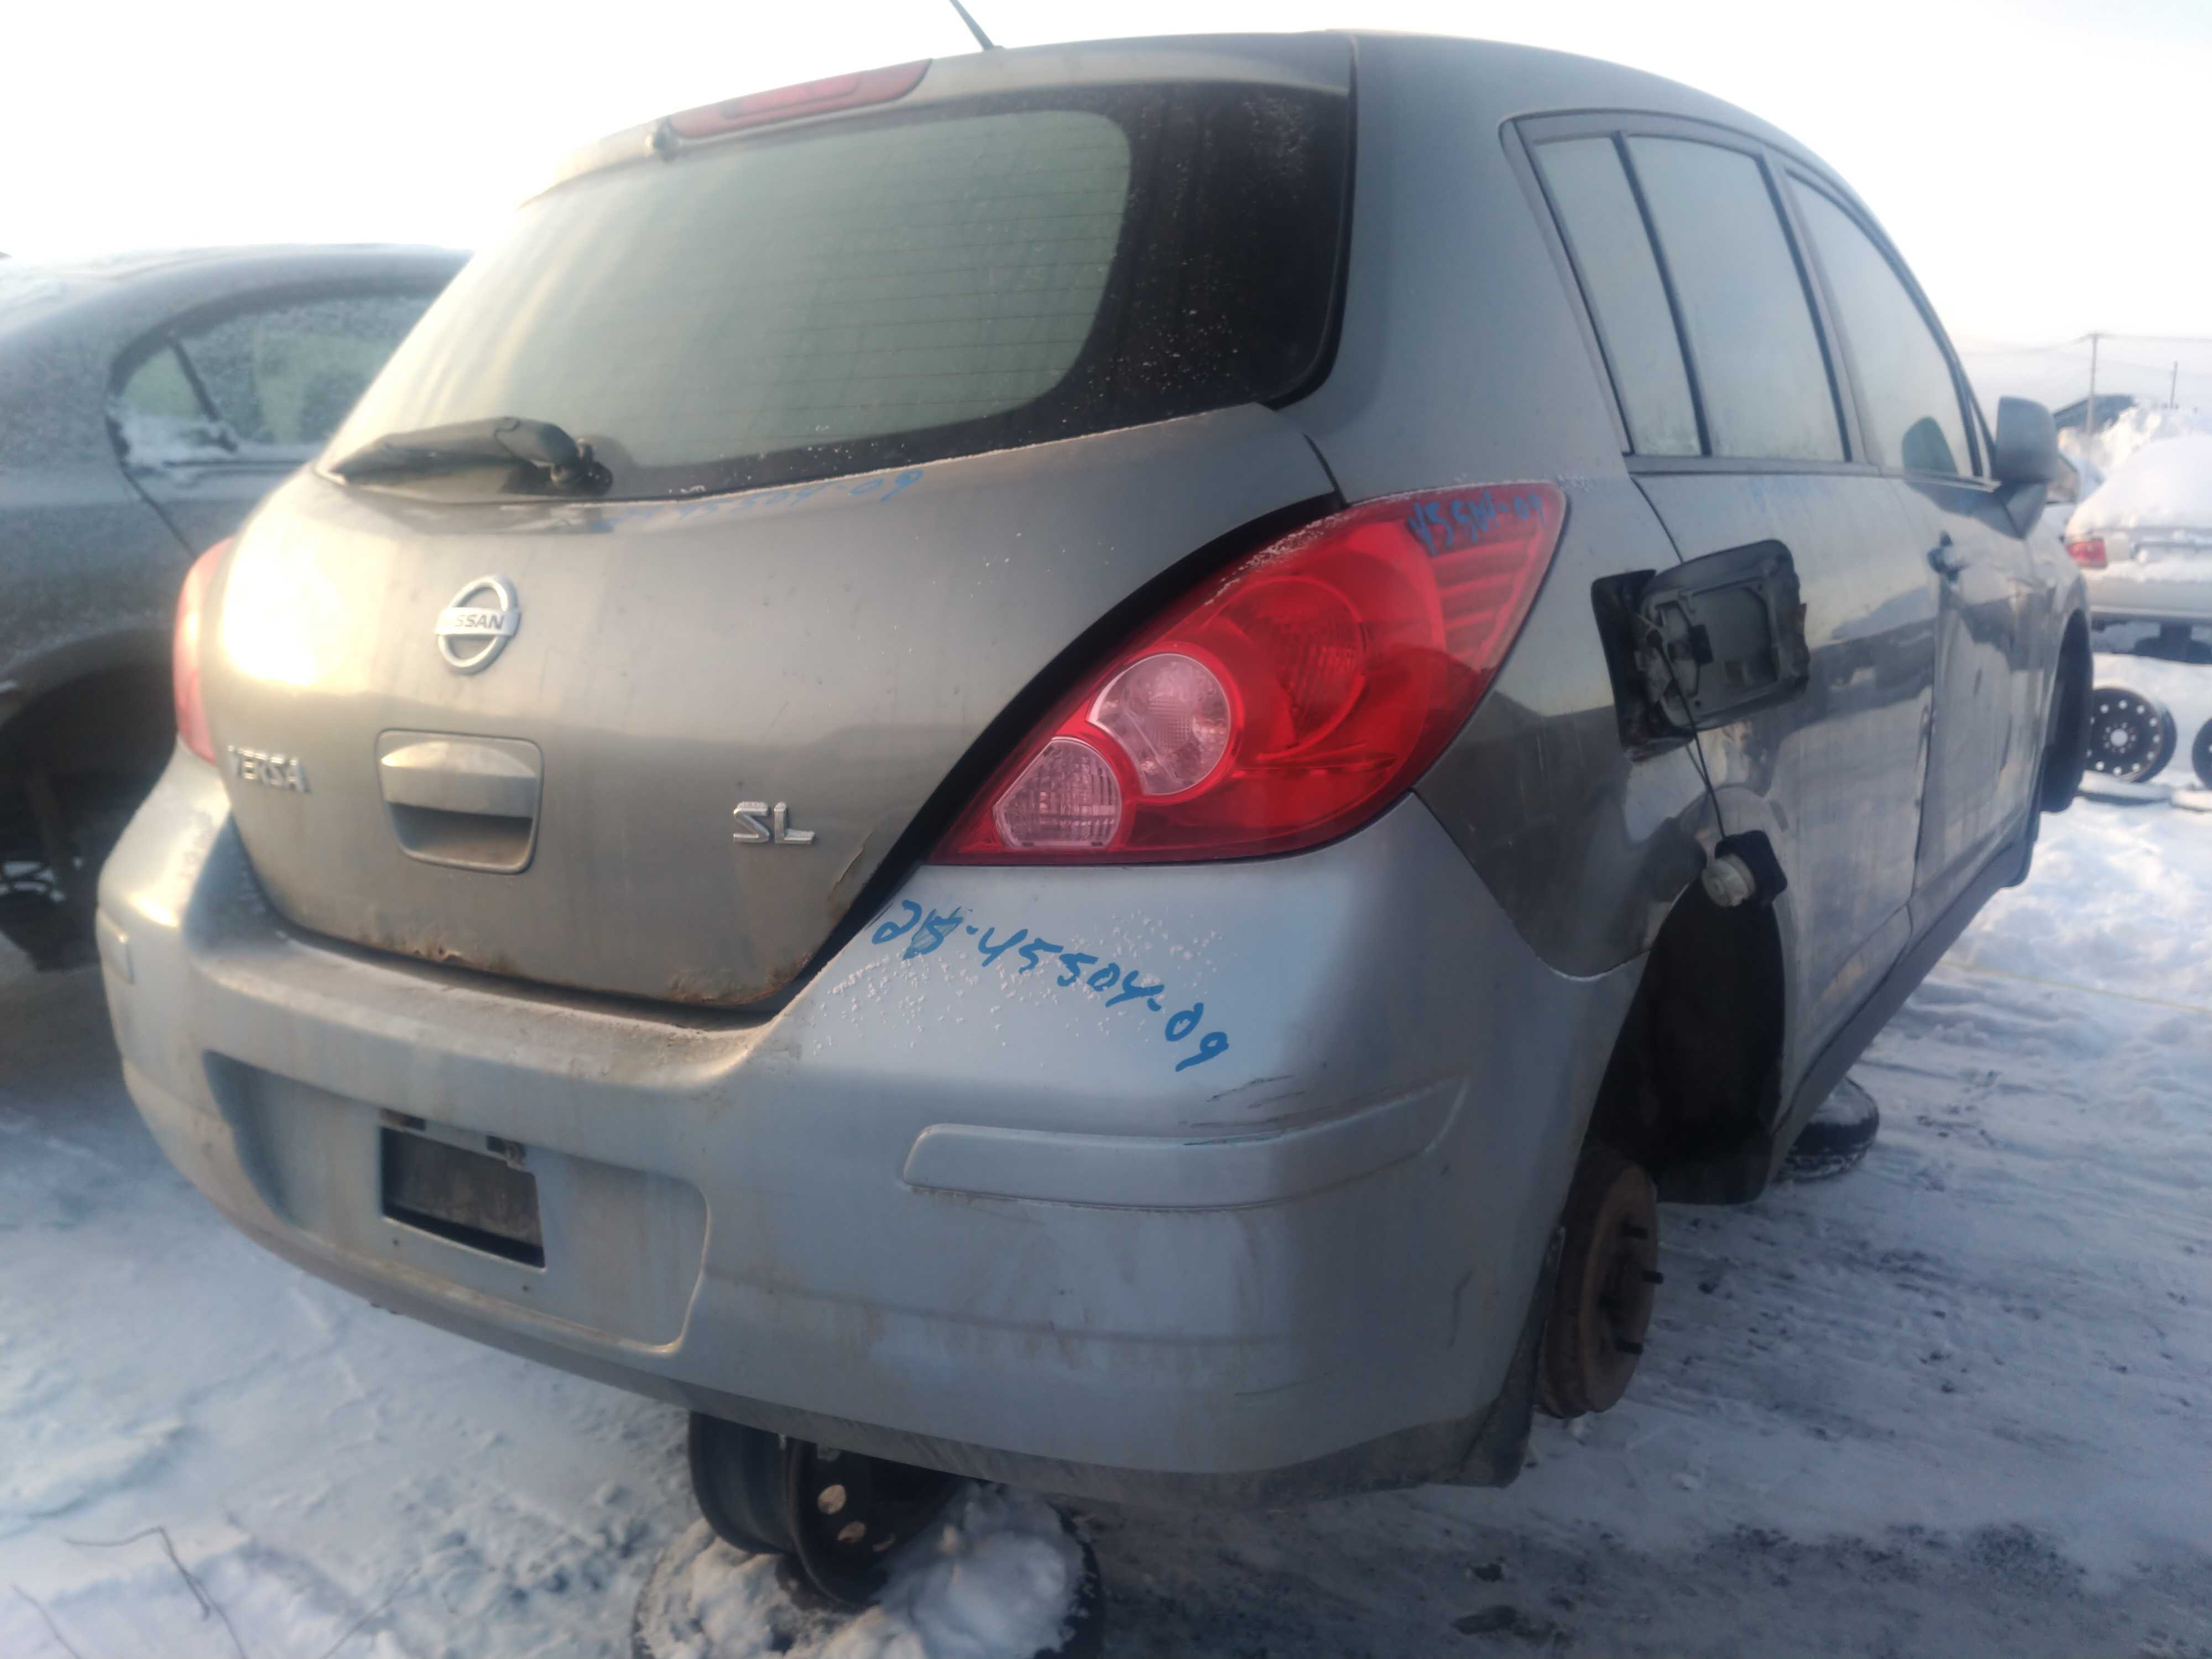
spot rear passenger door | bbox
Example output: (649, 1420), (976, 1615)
(1786, 179), (2042, 921)
(109, 289), (436, 551)
(1524, 119), (1942, 1055)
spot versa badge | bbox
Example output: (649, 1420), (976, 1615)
(227, 746), (308, 792)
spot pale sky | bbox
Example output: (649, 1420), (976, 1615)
(9, 0), (2210, 349)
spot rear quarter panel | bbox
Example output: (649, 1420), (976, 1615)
(1288, 35), (1713, 977)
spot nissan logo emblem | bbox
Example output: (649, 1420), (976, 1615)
(434, 576), (521, 674)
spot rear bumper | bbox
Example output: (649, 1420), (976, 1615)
(2084, 567), (2212, 628)
(99, 746), (1638, 1504)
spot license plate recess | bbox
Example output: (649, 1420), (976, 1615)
(380, 1126), (545, 1267)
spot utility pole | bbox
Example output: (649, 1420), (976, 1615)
(2172, 361), (2181, 409)
(2086, 332), (2100, 436)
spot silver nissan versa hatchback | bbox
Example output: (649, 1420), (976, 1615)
(100, 32), (2091, 1603)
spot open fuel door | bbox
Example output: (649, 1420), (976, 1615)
(1596, 540), (1810, 749)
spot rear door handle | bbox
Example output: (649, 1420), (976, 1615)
(1927, 534), (1967, 580)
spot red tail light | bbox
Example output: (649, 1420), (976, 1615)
(173, 539), (229, 763)
(937, 485), (1568, 864)
(664, 61), (928, 140)
(2066, 536), (2107, 570)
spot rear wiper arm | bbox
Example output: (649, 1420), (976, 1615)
(328, 416), (611, 493)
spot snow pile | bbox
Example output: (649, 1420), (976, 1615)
(107, 407), (312, 472)
(2080, 402), (2212, 477)
(108, 407), (236, 470)
(2054, 425), (2104, 498)
(2070, 430), (2212, 539)
(635, 1487), (1085, 1659)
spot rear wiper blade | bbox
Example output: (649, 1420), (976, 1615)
(328, 416), (611, 493)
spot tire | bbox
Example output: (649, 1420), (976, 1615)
(2084, 686), (2177, 784)
(1780, 1077), (1880, 1181)
(2039, 634), (2091, 813)
(687, 1414), (796, 1558)
(0, 770), (152, 970)
(2194, 718), (2212, 791)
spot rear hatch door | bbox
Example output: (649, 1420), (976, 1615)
(200, 43), (1350, 1004)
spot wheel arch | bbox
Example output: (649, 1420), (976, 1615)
(0, 644), (176, 785)
(2039, 606), (2093, 812)
(1585, 875), (1790, 1205)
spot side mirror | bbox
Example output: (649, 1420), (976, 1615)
(1992, 396), (2062, 485)
(1991, 396), (2060, 535)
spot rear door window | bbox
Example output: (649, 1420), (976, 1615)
(182, 293), (436, 450)
(113, 343), (232, 465)
(1625, 138), (1844, 463)
(1791, 182), (1974, 476)
(326, 83), (1352, 500)
(1532, 137), (1700, 457)
(113, 290), (436, 468)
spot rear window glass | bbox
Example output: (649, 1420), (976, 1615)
(1626, 138), (1844, 463)
(327, 83), (1350, 499)
(1533, 137), (1700, 456)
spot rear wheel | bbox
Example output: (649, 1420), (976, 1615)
(0, 771), (149, 970)
(1536, 1147), (1661, 1420)
(686, 1414), (960, 1607)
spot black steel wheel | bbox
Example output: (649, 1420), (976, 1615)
(785, 1439), (962, 1607)
(1536, 1146), (1660, 1420)
(2194, 717), (2212, 791)
(687, 1413), (961, 1609)
(2084, 686), (2177, 783)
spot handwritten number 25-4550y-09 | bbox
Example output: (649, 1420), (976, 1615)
(872, 900), (1230, 1072)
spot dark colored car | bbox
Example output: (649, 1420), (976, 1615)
(1, 244), (462, 966)
(101, 37), (2090, 1605)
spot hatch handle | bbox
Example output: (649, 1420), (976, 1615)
(377, 736), (542, 820)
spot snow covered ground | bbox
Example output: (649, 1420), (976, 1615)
(6, 762), (2212, 1657)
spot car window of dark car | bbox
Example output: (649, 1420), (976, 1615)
(179, 291), (436, 451)
(1791, 181), (1974, 478)
(114, 290), (438, 471)
(1533, 136), (1702, 457)
(1625, 137), (1845, 463)
(112, 341), (235, 466)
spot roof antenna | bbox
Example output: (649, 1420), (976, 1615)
(947, 0), (997, 49)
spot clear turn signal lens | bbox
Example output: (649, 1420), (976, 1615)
(990, 735), (1124, 850)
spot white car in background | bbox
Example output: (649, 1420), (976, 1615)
(2056, 418), (2212, 786)
(2067, 426), (2212, 643)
